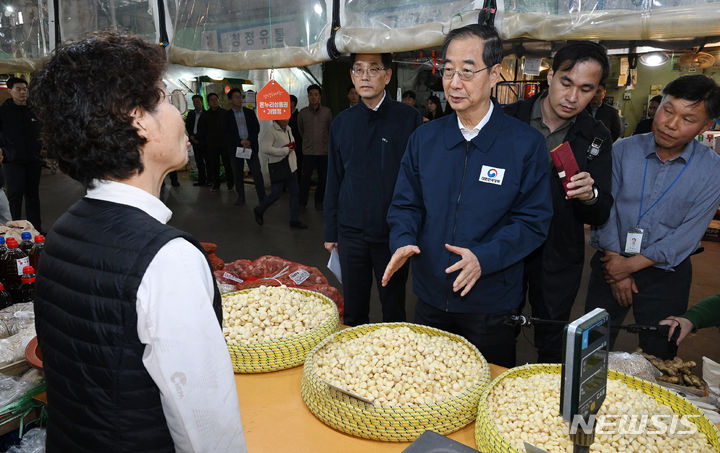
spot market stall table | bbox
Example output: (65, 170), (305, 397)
(234, 363), (506, 452)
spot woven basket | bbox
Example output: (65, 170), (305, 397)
(224, 287), (340, 373)
(301, 322), (491, 441)
(475, 363), (720, 452)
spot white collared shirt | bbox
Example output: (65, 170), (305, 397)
(371, 91), (387, 111)
(457, 101), (494, 141)
(86, 180), (247, 453)
(193, 110), (202, 135)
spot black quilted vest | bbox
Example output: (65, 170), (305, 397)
(34, 198), (222, 453)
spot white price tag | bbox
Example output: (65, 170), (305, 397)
(288, 269), (310, 285)
(235, 147), (252, 159)
(16, 256), (30, 275)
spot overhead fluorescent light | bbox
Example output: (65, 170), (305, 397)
(607, 46), (666, 55)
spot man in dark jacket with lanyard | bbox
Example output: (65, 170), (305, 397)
(223, 88), (265, 205)
(383, 24), (553, 367)
(0, 77), (44, 230)
(503, 42), (613, 363)
(324, 52), (423, 326)
(587, 75), (720, 359)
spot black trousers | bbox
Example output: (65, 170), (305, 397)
(300, 155), (327, 207)
(524, 247), (584, 363)
(257, 172), (299, 221)
(338, 229), (407, 326)
(415, 299), (517, 368)
(585, 251), (690, 359)
(295, 147), (304, 183)
(5, 162), (42, 230)
(207, 145), (233, 189)
(231, 152), (265, 204)
(193, 144), (208, 184)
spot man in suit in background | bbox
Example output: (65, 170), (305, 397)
(289, 95), (303, 183)
(198, 93), (230, 192)
(588, 81), (623, 141)
(224, 88), (265, 206)
(633, 95), (662, 135)
(186, 95), (208, 186)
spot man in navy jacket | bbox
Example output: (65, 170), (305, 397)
(383, 24), (552, 367)
(324, 52), (423, 326)
(223, 88), (265, 205)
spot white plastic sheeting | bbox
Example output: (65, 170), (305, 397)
(168, 0), (331, 70)
(0, 0), (50, 67)
(496, 1), (720, 41)
(334, 0), (480, 54)
(2, 0), (720, 73)
(60, 0), (157, 43)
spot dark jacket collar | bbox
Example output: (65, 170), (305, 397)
(509, 92), (602, 144)
(357, 93), (392, 116)
(1, 98), (25, 109)
(443, 98), (504, 152)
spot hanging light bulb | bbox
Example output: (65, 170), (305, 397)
(639, 52), (669, 67)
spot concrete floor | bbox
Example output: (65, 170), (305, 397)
(36, 168), (720, 367)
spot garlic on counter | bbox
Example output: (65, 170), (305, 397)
(222, 286), (334, 344)
(313, 326), (484, 406)
(488, 373), (712, 453)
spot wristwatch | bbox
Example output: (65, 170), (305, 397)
(581, 185), (599, 205)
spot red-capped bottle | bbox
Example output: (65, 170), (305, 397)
(18, 266), (35, 303)
(0, 283), (11, 310)
(29, 235), (45, 270)
(2, 238), (29, 301)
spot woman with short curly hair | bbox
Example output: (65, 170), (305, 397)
(31, 32), (248, 452)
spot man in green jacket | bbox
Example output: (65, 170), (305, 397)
(660, 294), (720, 344)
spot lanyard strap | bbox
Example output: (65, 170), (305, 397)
(637, 142), (696, 224)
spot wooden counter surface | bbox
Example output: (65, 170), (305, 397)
(234, 363), (507, 452)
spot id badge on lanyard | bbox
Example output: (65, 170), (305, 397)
(625, 227), (644, 255)
(630, 142), (696, 256)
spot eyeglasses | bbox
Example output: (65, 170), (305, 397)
(438, 66), (490, 81)
(351, 66), (387, 78)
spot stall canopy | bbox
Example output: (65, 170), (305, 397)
(2, 0), (720, 73)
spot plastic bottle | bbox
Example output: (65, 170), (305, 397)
(29, 235), (45, 270)
(0, 283), (12, 310)
(0, 237), (7, 288)
(19, 232), (34, 256)
(2, 238), (29, 301)
(17, 266), (35, 303)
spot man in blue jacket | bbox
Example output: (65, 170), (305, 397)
(382, 24), (552, 367)
(324, 52), (423, 326)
